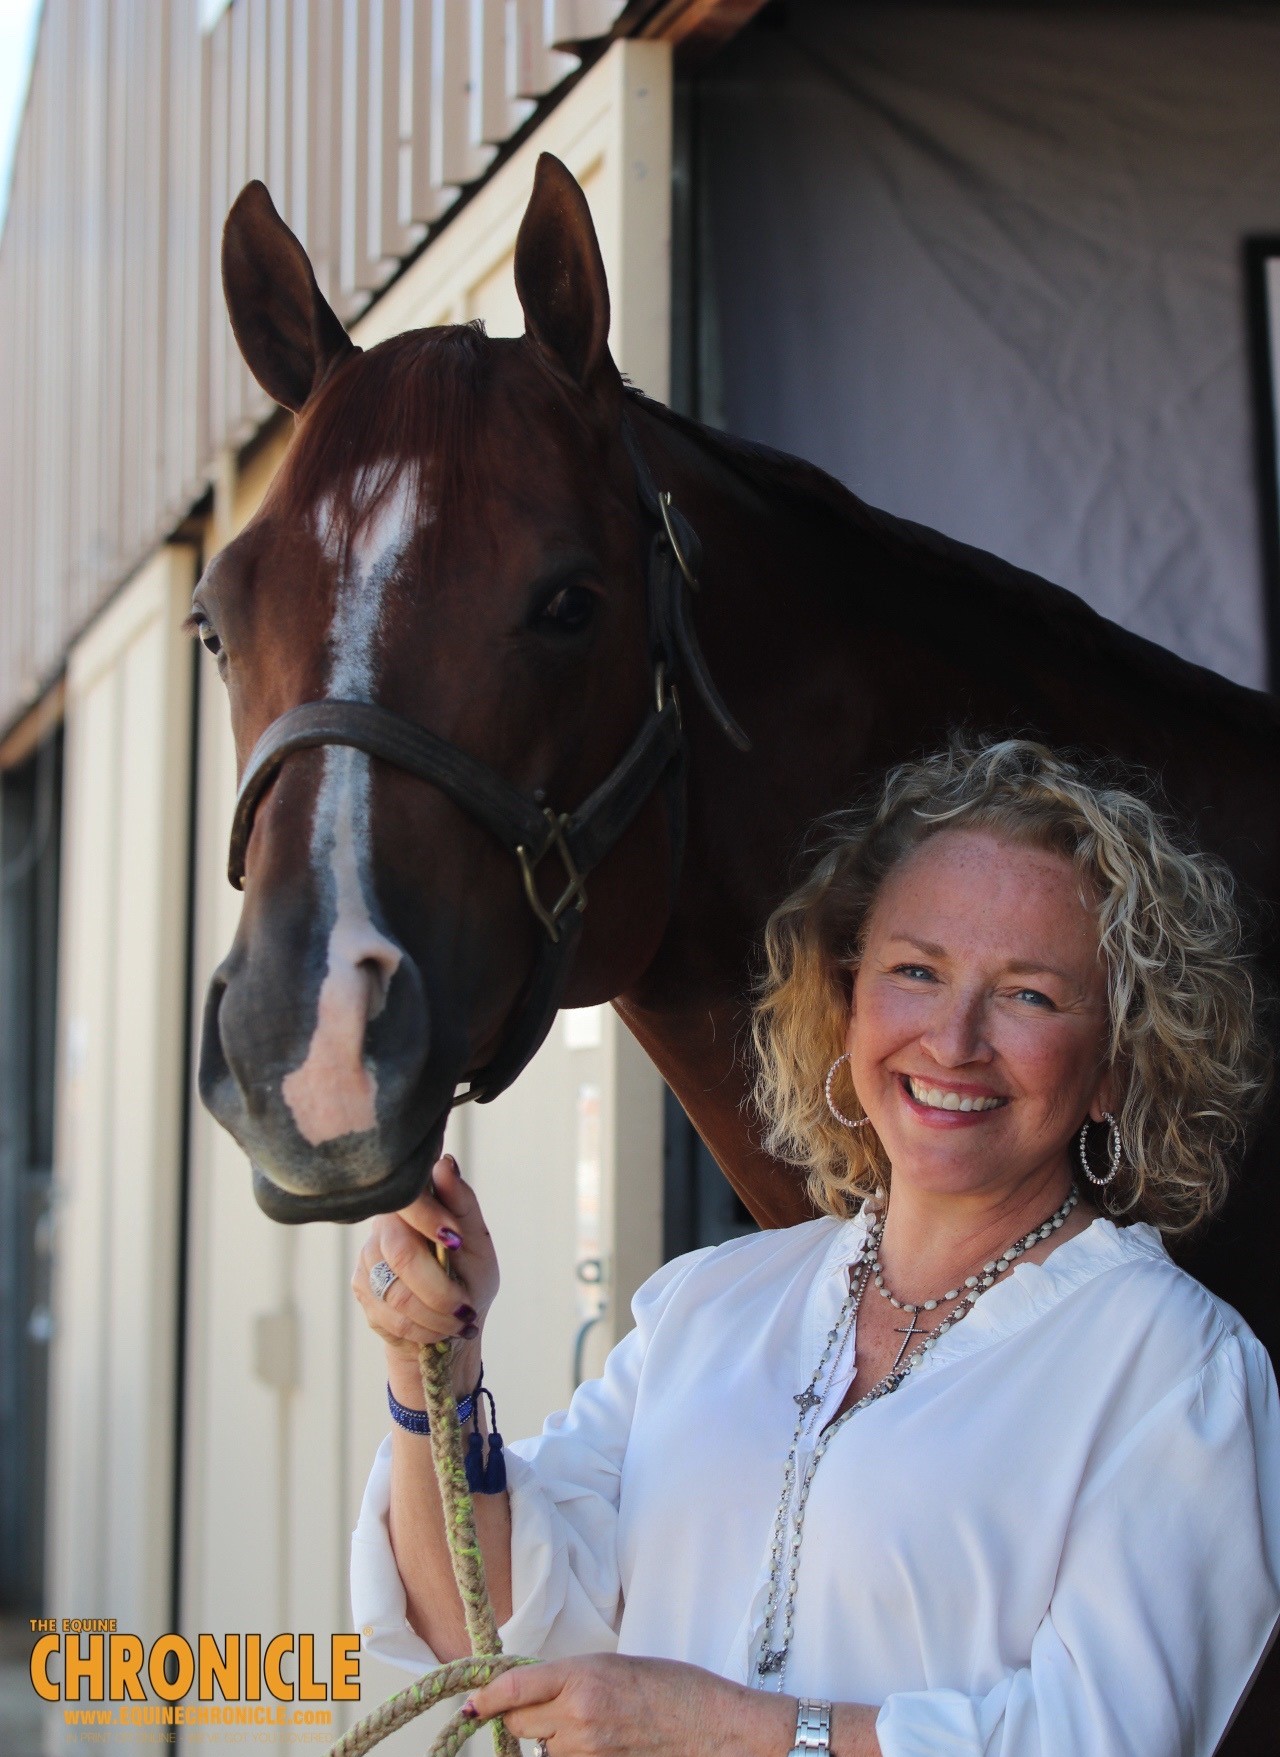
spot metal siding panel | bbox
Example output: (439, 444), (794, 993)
(47, 0), (65, 667)
(306, 0), (346, 315)
(120, 0), (142, 567)
(205, 15), (230, 466)
(511, 0), (576, 98)
(168, 2), (202, 512)
(51, 6), (77, 670)
(80, 0), (102, 622)
(12, 27), (35, 707)
(433, 0), (495, 190)
(247, 0), (269, 183)
(100, 0), (126, 583)
(268, 0), (291, 216)
(377, 0), (424, 259)
(196, 21), (215, 493)
(406, 0), (453, 227)
(338, 0), (382, 314)
(289, 0), (309, 239)
(243, 0), (274, 433)
(226, 0), (251, 439)
(141, 3), (169, 558)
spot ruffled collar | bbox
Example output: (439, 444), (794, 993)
(819, 1203), (1170, 1377)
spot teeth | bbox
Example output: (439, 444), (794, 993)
(907, 1077), (1005, 1113)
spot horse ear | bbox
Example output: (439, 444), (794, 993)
(514, 154), (616, 394)
(221, 180), (356, 413)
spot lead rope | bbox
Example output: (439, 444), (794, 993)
(327, 1343), (534, 1757)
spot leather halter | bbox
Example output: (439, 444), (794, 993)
(225, 412), (749, 1108)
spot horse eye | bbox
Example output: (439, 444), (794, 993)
(191, 614), (223, 658)
(538, 583), (596, 632)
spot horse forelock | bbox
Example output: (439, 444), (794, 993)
(277, 321), (495, 568)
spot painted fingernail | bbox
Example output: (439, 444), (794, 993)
(459, 1322), (480, 1340)
(453, 1304), (476, 1322)
(437, 1228), (463, 1250)
(459, 1702), (478, 1721)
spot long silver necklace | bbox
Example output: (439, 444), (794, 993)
(753, 1184), (1079, 1688)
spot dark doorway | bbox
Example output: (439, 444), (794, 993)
(0, 726), (62, 1615)
(663, 1089), (759, 1257)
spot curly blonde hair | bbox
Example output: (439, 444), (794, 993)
(750, 735), (1272, 1236)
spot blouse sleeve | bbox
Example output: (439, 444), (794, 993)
(875, 1332), (1280, 1757)
(350, 1247), (712, 1676)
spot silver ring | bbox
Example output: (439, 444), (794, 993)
(536, 1742), (550, 1757)
(369, 1260), (397, 1301)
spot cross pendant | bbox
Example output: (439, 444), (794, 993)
(891, 1311), (925, 1371)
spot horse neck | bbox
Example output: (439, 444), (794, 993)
(625, 396), (887, 967)
(613, 402), (885, 1224)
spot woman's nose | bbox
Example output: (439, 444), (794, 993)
(918, 988), (992, 1065)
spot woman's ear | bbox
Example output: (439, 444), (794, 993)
(1089, 1062), (1120, 1121)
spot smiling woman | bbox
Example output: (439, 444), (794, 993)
(352, 733), (1280, 1757)
(753, 733), (1272, 1237)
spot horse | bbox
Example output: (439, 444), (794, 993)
(198, 154), (1280, 1744)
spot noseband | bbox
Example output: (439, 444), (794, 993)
(225, 412), (749, 1108)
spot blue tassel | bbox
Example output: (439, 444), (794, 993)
(483, 1429), (506, 1494)
(464, 1429), (486, 1492)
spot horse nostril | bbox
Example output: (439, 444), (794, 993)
(197, 967), (234, 1114)
(360, 953), (396, 1022)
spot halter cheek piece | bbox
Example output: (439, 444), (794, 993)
(225, 414), (749, 1108)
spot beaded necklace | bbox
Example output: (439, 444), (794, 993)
(753, 1184), (1080, 1688)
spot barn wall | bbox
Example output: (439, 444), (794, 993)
(43, 544), (196, 1744)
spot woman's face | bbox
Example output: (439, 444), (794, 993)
(846, 827), (1115, 1200)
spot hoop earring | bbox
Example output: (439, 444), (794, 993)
(825, 1054), (871, 1130)
(1077, 1112), (1121, 1187)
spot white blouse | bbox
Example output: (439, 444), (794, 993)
(351, 1210), (1280, 1756)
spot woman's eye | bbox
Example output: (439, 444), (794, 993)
(538, 583), (596, 632)
(1012, 987), (1054, 1008)
(893, 964), (935, 980)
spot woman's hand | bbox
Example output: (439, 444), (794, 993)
(351, 1153), (499, 1401)
(462, 1655), (795, 1757)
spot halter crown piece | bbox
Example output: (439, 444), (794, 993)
(225, 410), (749, 1109)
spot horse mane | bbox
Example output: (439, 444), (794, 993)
(628, 389), (1280, 740)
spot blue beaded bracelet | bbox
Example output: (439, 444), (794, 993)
(385, 1373), (507, 1493)
(387, 1379), (476, 1434)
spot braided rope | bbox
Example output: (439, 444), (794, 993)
(326, 1654), (531, 1757)
(327, 1343), (531, 1757)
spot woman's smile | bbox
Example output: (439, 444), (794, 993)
(896, 1072), (1010, 1121)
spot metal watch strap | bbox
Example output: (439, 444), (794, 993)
(788, 1697), (832, 1757)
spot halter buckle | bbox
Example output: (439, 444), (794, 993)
(516, 808), (588, 943)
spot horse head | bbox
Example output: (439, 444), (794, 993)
(197, 155), (739, 1223)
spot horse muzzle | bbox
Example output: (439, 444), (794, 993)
(198, 927), (458, 1222)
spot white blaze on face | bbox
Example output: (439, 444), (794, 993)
(281, 466), (424, 1146)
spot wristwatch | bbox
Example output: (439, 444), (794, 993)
(788, 1697), (832, 1757)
